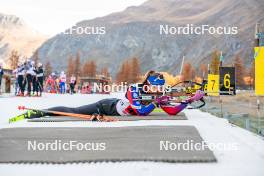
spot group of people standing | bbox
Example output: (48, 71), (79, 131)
(0, 60), (77, 96)
(14, 60), (44, 96)
(45, 71), (76, 94)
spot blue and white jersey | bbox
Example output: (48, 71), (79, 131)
(17, 66), (25, 76)
(125, 84), (155, 116)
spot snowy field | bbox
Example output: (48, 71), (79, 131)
(0, 93), (264, 176)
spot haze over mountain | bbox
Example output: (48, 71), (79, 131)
(0, 13), (47, 68)
(37, 0), (264, 75)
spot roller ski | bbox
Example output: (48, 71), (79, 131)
(9, 109), (45, 123)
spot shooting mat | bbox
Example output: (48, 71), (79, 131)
(0, 126), (216, 164)
(27, 112), (187, 122)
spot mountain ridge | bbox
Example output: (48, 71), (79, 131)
(36, 0), (264, 75)
(0, 13), (47, 68)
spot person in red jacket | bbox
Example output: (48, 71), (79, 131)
(45, 74), (56, 93)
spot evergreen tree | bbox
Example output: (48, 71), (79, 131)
(116, 57), (141, 84)
(116, 61), (126, 83)
(182, 63), (192, 81)
(82, 60), (97, 77)
(90, 60), (97, 77)
(8, 50), (20, 70)
(81, 61), (89, 77)
(101, 67), (110, 78)
(130, 57), (141, 83)
(74, 52), (81, 79)
(123, 60), (131, 83)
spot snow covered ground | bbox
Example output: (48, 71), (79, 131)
(0, 93), (264, 176)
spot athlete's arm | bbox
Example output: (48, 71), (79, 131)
(160, 103), (188, 115)
(160, 90), (204, 115)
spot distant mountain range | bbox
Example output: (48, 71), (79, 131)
(0, 13), (47, 68)
(4, 0), (264, 75)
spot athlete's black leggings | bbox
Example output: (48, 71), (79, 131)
(47, 98), (121, 116)
(69, 83), (75, 94)
(26, 74), (32, 94)
(18, 75), (25, 93)
(32, 76), (37, 93)
(36, 77), (44, 93)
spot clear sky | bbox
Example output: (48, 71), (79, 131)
(0, 0), (147, 36)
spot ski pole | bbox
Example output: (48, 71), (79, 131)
(18, 106), (118, 122)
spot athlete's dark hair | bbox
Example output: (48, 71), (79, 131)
(142, 70), (156, 85)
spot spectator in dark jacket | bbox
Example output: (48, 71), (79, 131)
(0, 64), (4, 94)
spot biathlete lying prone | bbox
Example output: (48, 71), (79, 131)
(15, 71), (204, 120)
